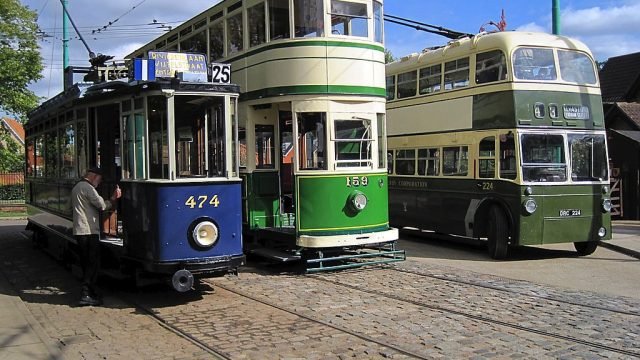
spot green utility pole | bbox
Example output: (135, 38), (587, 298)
(552, 0), (561, 35)
(62, 0), (69, 76)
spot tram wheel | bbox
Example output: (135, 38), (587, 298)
(574, 241), (598, 256)
(487, 206), (509, 260)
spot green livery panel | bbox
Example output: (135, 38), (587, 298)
(296, 173), (390, 236)
(242, 172), (281, 229)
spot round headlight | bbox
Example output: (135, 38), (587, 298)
(602, 186), (610, 194)
(350, 192), (368, 212)
(602, 199), (612, 212)
(192, 221), (219, 247)
(598, 227), (607, 238)
(524, 186), (533, 196)
(523, 198), (537, 214)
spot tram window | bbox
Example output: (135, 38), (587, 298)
(330, 0), (368, 37)
(417, 148), (439, 176)
(77, 120), (88, 177)
(180, 30), (207, 54)
(122, 113), (147, 180)
(248, 3), (266, 48)
(521, 134), (567, 182)
(256, 125), (275, 169)
(558, 50), (597, 85)
(227, 12), (244, 54)
(209, 21), (224, 61)
(442, 146), (468, 176)
(148, 96), (169, 179)
(395, 149), (415, 175)
(208, 101), (227, 177)
(419, 65), (442, 94)
(479, 136), (496, 179)
(377, 113), (386, 169)
(568, 134), (608, 181)
(239, 127), (247, 168)
(44, 130), (58, 178)
(60, 124), (76, 179)
(294, 0), (324, 38)
(397, 71), (417, 99)
(334, 118), (372, 168)
(35, 135), (44, 177)
(499, 133), (516, 180)
(513, 48), (557, 81)
(175, 96), (207, 178)
(297, 112), (327, 170)
(444, 58), (469, 90)
(386, 75), (396, 100)
(269, 0), (290, 40)
(476, 50), (506, 84)
(373, 1), (383, 43)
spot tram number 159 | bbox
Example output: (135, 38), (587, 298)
(346, 176), (368, 187)
(185, 195), (220, 209)
(211, 63), (231, 84)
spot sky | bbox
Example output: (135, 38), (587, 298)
(15, 0), (640, 108)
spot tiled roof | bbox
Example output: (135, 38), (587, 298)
(1, 117), (25, 145)
(616, 102), (640, 128)
(599, 52), (640, 102)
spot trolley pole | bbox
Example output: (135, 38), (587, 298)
(552, 0), (561, 35)
(62, 0), (69, 76)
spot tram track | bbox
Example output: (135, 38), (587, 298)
(308, 271), (640, 358)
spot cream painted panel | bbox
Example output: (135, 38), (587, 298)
(387, 96), (473, 136)
(245, 58), (328, 92)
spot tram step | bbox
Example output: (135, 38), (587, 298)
(250, 248), (301, 262)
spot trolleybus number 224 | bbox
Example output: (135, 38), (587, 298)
(559, 209), (581, 217)
(185, 195), (220, 209)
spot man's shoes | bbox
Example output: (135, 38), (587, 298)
(78, 294), (103, 306)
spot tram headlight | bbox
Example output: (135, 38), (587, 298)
(523, 198), (537, 214)
(598, 227), (607, 238)
(602, 199), (612, 213)
(349, 191), (368, 212)
(192, 220), (219, 248)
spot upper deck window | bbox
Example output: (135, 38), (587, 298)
(248, 3), (266, 48)
(444, 58), (469, 90)
(269, 0), (290, 40)
(209, 21), (224, 61)
(294, 0), (324, 38)
(227, 11), (244, 54)
(513, 48), (557, 81)
(476, 50), (507, 84)
(558, 50), (597, 85)
(373, 1), (382, 43)
(330, 0), (368, 38)
(386, 75), (396, 100)
(397, 70), (417, 99)
(419, 64), (441, 94)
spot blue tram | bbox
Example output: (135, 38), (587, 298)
(24, 67), (244, 291)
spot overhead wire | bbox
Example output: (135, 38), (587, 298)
(91, 0), (147, 34)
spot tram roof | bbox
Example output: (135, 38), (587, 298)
(386, 31), (593, 73)
(26, 79), (240, 127)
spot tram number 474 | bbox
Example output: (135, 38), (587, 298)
(185, 195), (220, 209)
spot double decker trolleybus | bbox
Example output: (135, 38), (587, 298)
(24, 62), (245, 291)
(385, 31), (611, 259)
(128, 0), (403, 271)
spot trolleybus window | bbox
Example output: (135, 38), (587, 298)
(294, 0), (324, 38)
(499, 133), (516, 180)
(476, 50), (506, 84)
(417, 148), (439, 176)
(479, 136), (496, 178)
(419, 65), (442, 94)
(397, 70), (417, 99)
(248, 3), (266, 48)
(395, 149), (415, 175)
(386, 75), (396, 100)
(558, 50), (597, 85)
(269, 0), (290, 40)
(297, 112), (326, 170)
(334, 118), (372, 168)
(227, 11), (244, 54)
(513, 48), (557, 81)
(330, 0), (368, 37)
(443, 146), (468, 176)
(209, 21), (224, 61)
(568, 134), (608, 181)
(373, 1), (383, 43)
(148, 96), (169, 179)
(256, 125), (275, 169)
(521, 134), (567, 182)
(444, 57), (469, 90)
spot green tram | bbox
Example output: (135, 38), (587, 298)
(385, 31), (611, 259)
(128, 0), (403, 270)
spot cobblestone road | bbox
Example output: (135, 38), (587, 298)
(2, 221), (640, 359)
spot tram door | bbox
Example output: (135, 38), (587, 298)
(279, 111), (294, 217)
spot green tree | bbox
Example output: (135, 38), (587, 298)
(0, 128), (23, 172)
(0, 0), (43, 121)
(385, 49), (395, 64)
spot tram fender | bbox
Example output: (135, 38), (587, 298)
(472, 197), (515, 239)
